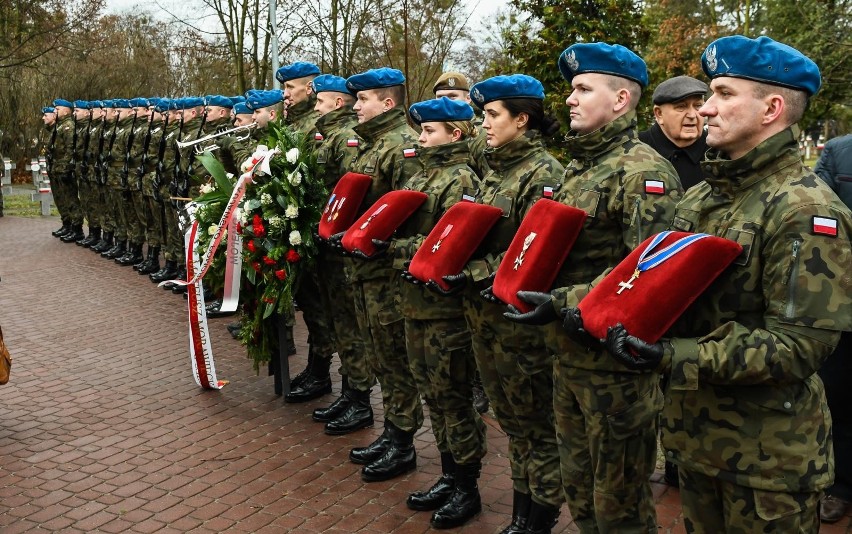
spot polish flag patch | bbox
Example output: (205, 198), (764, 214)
(315, 132), (324, 141)
(403, 148), (417, 158)
(543, 186), (553, 198)
(812, 216), (838, 237)
(347, 139), (359, 147)
(645, 180), (665, 194)
(461, 193), (476, 202)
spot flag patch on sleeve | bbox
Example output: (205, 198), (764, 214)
(315, 132), (324, 141)
(812, 216), (838, 237)
(645, 180), (665, 194)
(347, 139), (359, 147)
(543, 186), (553, 198)
(403, 148), (417, 158)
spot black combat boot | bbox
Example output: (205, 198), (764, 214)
(325, 387), (373, 436)
(78, 227), (101, 247)
(407, 452), (456, 511)
(133, 246), (152, 271)
(430, 462), (482, 529)
(170, 267), (188, 293)
(499, 490), (532, 534)
(102, 239), (126, 259)
(138, 247), (161, 275)
(60, 223), (84, 243)
(91, 231), (113, 253)
(52, 219), (71, 237)
(117, 242), (144, 265)
(285, 346), (332, 403)
(313, 376), (350, 423)
(349, 423), (391, 464)
(361, 422), (417, 482)
(525, 500), (560, 534)
(150, 260), (178, 283)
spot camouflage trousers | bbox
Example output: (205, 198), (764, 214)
(678, 469), (820, 534)
(161, 185), (184, 263)
(405, 317), (486, 465)
(77, 179), (100, 228)
(129, 190), (149, 245)
(145, 196), (164, 247)
(296, 268), (336, 360)
(53, 171), (83, 225)
(106, 187), (127, 241)
(319, 253), (371, 390)
(553, 358), (661, 534)
(463, 293), (563, 507)
(96, 183), (114, 234)
(351, 275), (423, 432)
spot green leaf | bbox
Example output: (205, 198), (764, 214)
(198, 152), (233, 196)
(244, 198), (261, 211)
(262, 301), (274, 319)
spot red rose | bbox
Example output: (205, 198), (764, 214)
(274, 269), (287, 281)
(253, 223), (266, 237)
(252, 261), (262, 273)
(246, 240), (257, 253)
(253, 214), (262, 226)
(263, 256), (276, 265)
(286, 249), (301, 263)
(236, 222), (242, 234)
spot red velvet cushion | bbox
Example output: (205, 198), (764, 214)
(407, 202), (504, 290)
(317, 172), (372, 239)
(492, 199), (588, 312)
(578, 231), (743, 343)
(342, 190), (429, 256)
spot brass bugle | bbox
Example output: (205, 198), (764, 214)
(176, 122), (258, 153)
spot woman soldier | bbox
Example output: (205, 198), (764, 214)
(428, 75), (565, 534)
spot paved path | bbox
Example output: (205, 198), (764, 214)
(0, 215), (849, 533)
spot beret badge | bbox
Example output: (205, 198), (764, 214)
(448, 77), (456, 87)
(706, 45), (718, 72)
(411, 108), (421, 122)
(471, 87), (483, 104)
(564, 50), (579, 71)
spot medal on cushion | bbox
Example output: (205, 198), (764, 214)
(616, 231), (711, 294)
(513, 232), (537, 270)
(432, 224), (453, 253)
(360, 203), (388, 230)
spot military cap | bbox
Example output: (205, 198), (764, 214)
(113, 98), (132, 109)
(346, 68), (405, 93)
(182, 96), (205, 109)
(230, 95), (246, 103)
(244, 89), (284, 110)
(311, 74), (353, 95)
(469, 74), (545, 109)
(41, 106), (56, 114)
(53, 98), (73, 108)
(73, 99), (88, 109)
(409, 97), (474, 125)
(275, 62), (321, 83)
(233, 102), (252, 115)
(205, 95), (233, 108)
(433, 71), (470, 93)
(101, 100), (114, 108)
(130, 97), (149, 108)
(558, 42), (649, 88)
(154, 99), (171, 113)
(701, 35), (821, 96)
(652, 76), (708, 105)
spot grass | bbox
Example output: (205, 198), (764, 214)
(1, 189), (59, 218)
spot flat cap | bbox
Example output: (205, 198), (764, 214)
(433, 71), (470, 93)
(275, 62), (321, 83)
(701, 35), (821, 96)
(53, 98), (73, 108)
(470, 74), (545, 109)
(347, 68), (406, 93)
(652, 76), (708, 105)
(558, 42), (649, 88)
(409, 97), (474, 125)
(244, 89), (284, 110)
(205, 95), (234, 108)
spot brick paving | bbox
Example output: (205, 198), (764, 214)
(0, 214), (850, 533)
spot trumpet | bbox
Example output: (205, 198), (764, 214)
(177, 122), (258, 153)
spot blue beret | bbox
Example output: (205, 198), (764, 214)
(130, 97), (149, 108)
(73, 100), (88, 109)
(230, 95), (246, 103)
(154, 99), (171, 113)
(233, 102), (252, 115)
(311, 74), (353, 95)
(470, 74), (545, 109)
(244, 89), (284, 110)
(53, 98), (73, 108)
(182, 97), (205, 109)
(558, 42), (649, 88)
(42, 107), (55, 114)
(346, 68), (406, 92)
(275, 62), (321, 83)
(701, 35), (821, 96)
(113, 98), (132, 109)
(409, 97), (474, 125)
(205, 95), (234, 108)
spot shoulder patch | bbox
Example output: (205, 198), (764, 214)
(543, 185), (554, 198)
(403, 148), (417, 158)
(347, 138), (359, 147)
(315, 132), (324, 141)
(645, 179), (665, 195)
(812, 216), (838, 237)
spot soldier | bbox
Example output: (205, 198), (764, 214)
(232, 100), (253, 127)
(91, 101), (119, 254)
(50, 99), (84, 241)
(394, 97), (485, 529)
(277, 62), (320, 135)
(505, 43), (683, 533)
(131, 98), (168, 275)
(326, 68), (423, 483)
(100, 99), (138, 262)
(69, 100), (95, 245)
(41, 107), (58, 222)
(602, 35), (852, 531)
(78, 101), (104, 248)
(116, 97), (152, 267)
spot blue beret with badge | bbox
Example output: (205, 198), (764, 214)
(230, 95), (245, 103)
(245, 89), (284, 110)
(275, 62), (321, 83)
(42, 106), (55, 114)
(53, 98), (73, 108)
(409, 97), (474, 125)
(154, 99), (170, 113)
(182, 96), (205, 109)
(205, 94), (234, 108)
(113, 98), (132, 109)
(469, 74), (545, 109)
(130, 97), (149, 108)
(312, 74), (353, 95)
(233, 102), (251, 115)
(558, 42), (649, 88)
(701, 35), (821, 96)
(346, 68), (406, 93)
(73, 100), (88, 109)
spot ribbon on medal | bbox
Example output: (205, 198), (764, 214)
(431, 224), (453, 253)
(616, 231), (711, 294)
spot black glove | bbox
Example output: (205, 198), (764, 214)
(562, 307), (601, 350)
(351, 238), (389, 261)
(478, 274), (501, 303)
(400, 261), (423, 286)
(426, 272), (466, 296)
(603, 323), (664, 371)
(327, 232), (350, 257)
(503, 291), (558, 325)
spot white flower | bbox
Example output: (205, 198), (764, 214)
(226, 172), (235, 181)
(207, 224), (218, 236)
(285, 148), (300, 164)
(240, 210), (250, 225)
(288, 170), (302, 186)
(285, 205), (299, 219)
(288, 230), (302, 246)
(261, 193), (273, 206)
(199, 183), (214, 194)
(268, 215), (283, 229)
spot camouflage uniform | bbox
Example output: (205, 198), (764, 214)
(462, 131), (565, 507)
(140, 117), (167, 249)
(52, 115), (83, 226)
(105, 115), (138, 244)
(286, 97), (318, 138)
(97, 116), (118, 237)
(314, 108), (366, 387)
(345, 107), (423, 432)
(127, 117), (155, 247)
(82, 117), (104, 231)
(662, 127), (852, 532)
(159, 118), (184, 264)
(548, 111), (682, 533)
(390, 140), (486, 465)
(74, 116), (97, 230)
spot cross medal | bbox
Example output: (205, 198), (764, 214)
(432, 224), (453, 253)
(616, 269), (640, 294)
(513, 232), (537, 270)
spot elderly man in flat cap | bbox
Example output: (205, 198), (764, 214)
(604, 35), (852, 532)
(639, 75), (709, 191)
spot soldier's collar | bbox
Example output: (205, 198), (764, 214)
(565, 111), (636, 160)
(353, 107), (408, 141)
(484, 130), (544, 171)
(701, 128), (800, 190)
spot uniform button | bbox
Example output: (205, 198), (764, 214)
(783, 401), (792, 409)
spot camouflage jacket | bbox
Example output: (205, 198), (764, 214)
(661, 127), (852, 493)
(344, 107), (420, 282)
(138, 118), (166, 195)
(52, 116), (76, 174)
(468, 127), (490, 179)
(315, 107), (359, 189)
(127, 118), (154, 190)
(72, 119), (89, 179)
(84, 119), (104, 181)
(107, 116), (136, 169)
(389, 140), (480, 320)
(286, 97), (318, 137)
(463, 130), (565, 283)
(160, 119), (182, 188)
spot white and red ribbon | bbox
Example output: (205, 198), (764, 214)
(219, 208), (243, 313)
